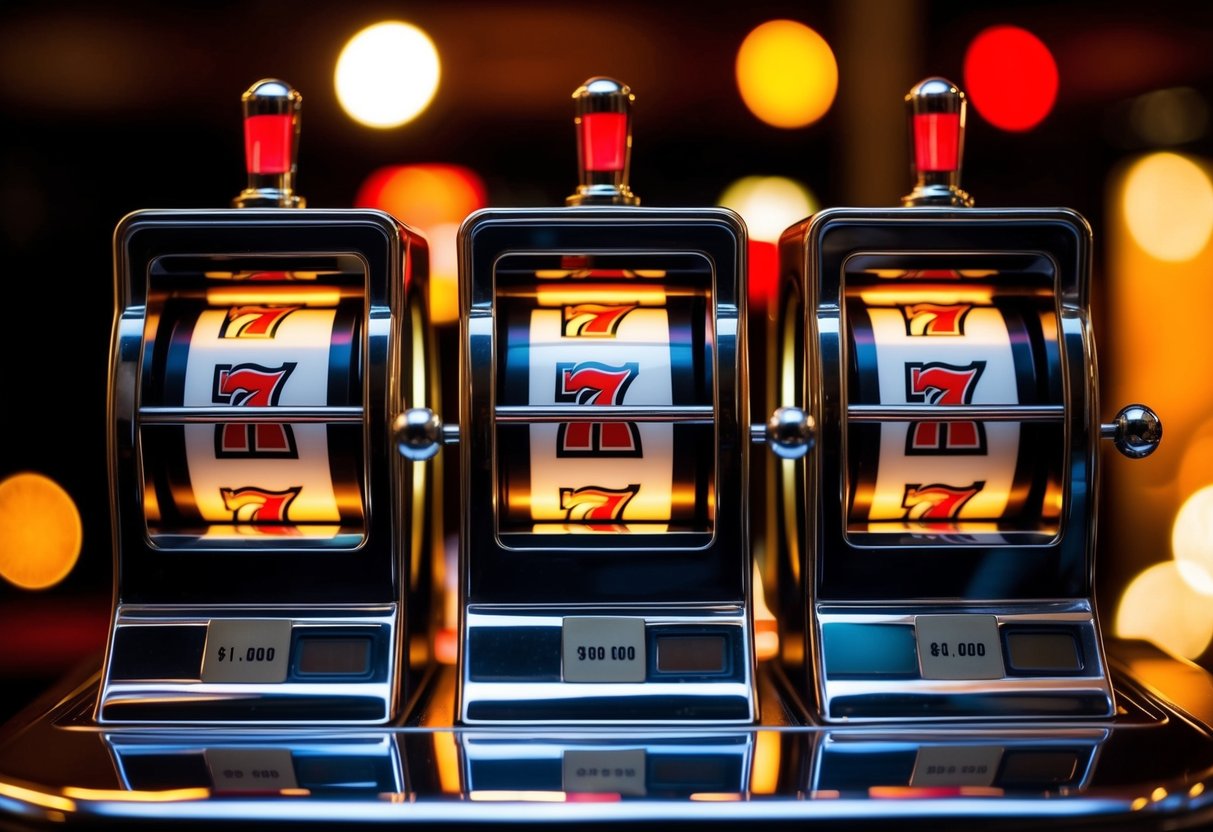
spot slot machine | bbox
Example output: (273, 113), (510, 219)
(399, 77), (755, 723)
(95, 79), (441, 724)
(767, 77), (1162, 721)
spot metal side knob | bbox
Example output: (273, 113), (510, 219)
(1101, 404), (1162, 459)
(762, 406), (815, 459)
(393, 407), (445, 461)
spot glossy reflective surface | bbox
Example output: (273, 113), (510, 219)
(2, 639), (1212, 830)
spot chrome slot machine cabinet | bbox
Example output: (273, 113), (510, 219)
(769, 77), (1162, 722)
(96, 79), (440, 724)
(423, 77), (754, 723)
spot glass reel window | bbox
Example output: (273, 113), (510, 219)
(138, 256), (367, 547)
(493, 253), (716, 545)
(842, 255), (1064, 545)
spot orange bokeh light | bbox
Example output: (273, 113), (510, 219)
(355, 163), (485, 231)
(0, 472), (82, 590)
(355, 164), (487, 324)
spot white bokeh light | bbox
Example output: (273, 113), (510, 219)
(718, 176), (817, 243)
(335, 21), (440, 129)
(1116, 561), (1213, 659)
(1172, 484), (1213, 595)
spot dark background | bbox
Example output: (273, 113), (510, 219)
(2, 0), (1212, 722)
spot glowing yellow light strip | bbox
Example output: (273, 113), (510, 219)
(60, 786), (210, 802)
(204, 287), (345, 306)
(533, 286), (670, 306)
(0, 781), (76, 812)
(468, 790), (567, 802)
(853, 287), (997, 305)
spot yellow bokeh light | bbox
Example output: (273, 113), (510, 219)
(1122, 152), (1213, 262)
(1172, 485), (1213, 595)
(0, 472), (82, 590)
(426, 221), (461, 324)
(1115, 561), (1213, 659)
(718, 176), (817, 243)
(736, 20), (838, 129)
(335, 21), (440, 129)
(1177, 418), (1213, 499)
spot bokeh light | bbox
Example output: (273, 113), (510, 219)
(0, 472), (82, 590)
(1172, 485), (1213, 595)
(1122, 152), (1213, 262)
(735, 20), (838, 129)
(1177, 419), (1213, 499)
(355, 163), (487, 324)
(718, 175), (817, 243)
(335, 21), (440, 129)
(963, 25), (1058, 131)
(1116, 561), (1213, 660)
(719, 175), (816, 307)
(1129, 87), (1210, 147)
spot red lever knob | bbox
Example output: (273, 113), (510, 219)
(902, 77), (973, 207)
(566, 77), (640, 206)
(233, 78), (305, 208)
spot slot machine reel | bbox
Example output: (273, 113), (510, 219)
(767, 77), (1161, 722)
(400, 77), (759, 724)
(96, 79), (441, 724)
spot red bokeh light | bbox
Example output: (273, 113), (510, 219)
(963, 25), (1058, 132)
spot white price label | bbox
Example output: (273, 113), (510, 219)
(562, 617), (646, 683)
(563, 748), (646, 795)
(202, 619), (292, 683)
(916, 614), (1004, 680)
(205, 748), (298, 791)
(910, 745), (1003, 787)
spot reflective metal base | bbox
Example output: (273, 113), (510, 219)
(1, 638), (1212, 829)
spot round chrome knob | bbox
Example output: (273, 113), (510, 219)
(393, 407), (443, 461)
(766, 406), (815, 459)
(1102, 403), (1162, 459)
